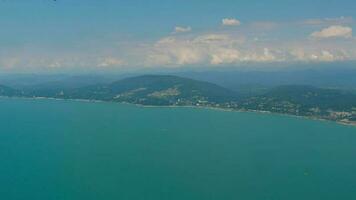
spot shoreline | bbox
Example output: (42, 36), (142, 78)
(1, 95), (355, 127)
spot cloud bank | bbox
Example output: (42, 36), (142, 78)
(310, 25), (353, 39)
(143, 32), (353, 67)
(1, 16), (356, 71)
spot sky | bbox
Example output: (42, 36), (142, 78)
(0, 0), (356, 73)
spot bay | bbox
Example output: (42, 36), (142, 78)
(0, 98), (355, 200)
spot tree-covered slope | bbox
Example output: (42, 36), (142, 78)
(264, 85), (356, 109)
(1, 75), (355, 124)
(240, 85), (356, 121)
(33, 75), (240, 105)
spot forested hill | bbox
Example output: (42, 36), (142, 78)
(240, 85), (356, 122)
(0, 75), (355, 124)
(30, 75), (240, 106)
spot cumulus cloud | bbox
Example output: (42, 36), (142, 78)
(288, 47), (350, 62)
(310, 25), (353, 39)
(3, 17), (356, 71)
(142, 30), (356, 67)
(145, 36), (205, 66)
(210, 48), (241, 65)
(173, 26), (192, 33)
(319, 50), (335, 61)
(145, 34), (285, 66)
(97, 57), (125, 67)
(222, 18), (241, 26)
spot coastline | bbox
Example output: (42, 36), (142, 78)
(1, 95), (355, 127)
(136, 104), (356, 127)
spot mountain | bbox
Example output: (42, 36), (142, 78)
(33, 75), (240, 106)
(1, 75), (355, 124)
(175, 66), (356, 95)
(0, 85), (20, 97)
(28, 75), (121, 90)
(27, 75), (119, 98)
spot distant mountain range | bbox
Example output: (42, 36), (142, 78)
(0, 75), (355, 125)
(0, 85), (20, 96)
(2, 66), (356, 94)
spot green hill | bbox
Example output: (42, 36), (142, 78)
(37, 75), (240, 106)
(1, 76), (355, 124)
(265, 85), (356, 110)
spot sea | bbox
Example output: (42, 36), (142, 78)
(1, 98), (355, 200)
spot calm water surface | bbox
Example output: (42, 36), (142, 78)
(0, 98), (355, 200)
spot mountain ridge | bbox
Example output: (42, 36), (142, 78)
(0, 75), (355, 124)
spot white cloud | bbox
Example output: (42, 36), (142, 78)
(173, 26), (192, 33)
(146, 36), (205, 66)
(222, 18), (241, 26)
(210, 48), (241, 65)
(142, 31), (356, 67)
(97, 57), (125, 67)
(3, 17), (356, 71)
(319, 50), (335, 61)
(310, 51), (335, 61)
(288, 48), (350, 62)
(310, 25), (352, 39)
(144, 34), (285, 66)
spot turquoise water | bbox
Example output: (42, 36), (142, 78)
(1, 98), (356, 200)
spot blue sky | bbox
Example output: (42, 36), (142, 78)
(1, 0), (356, 72)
